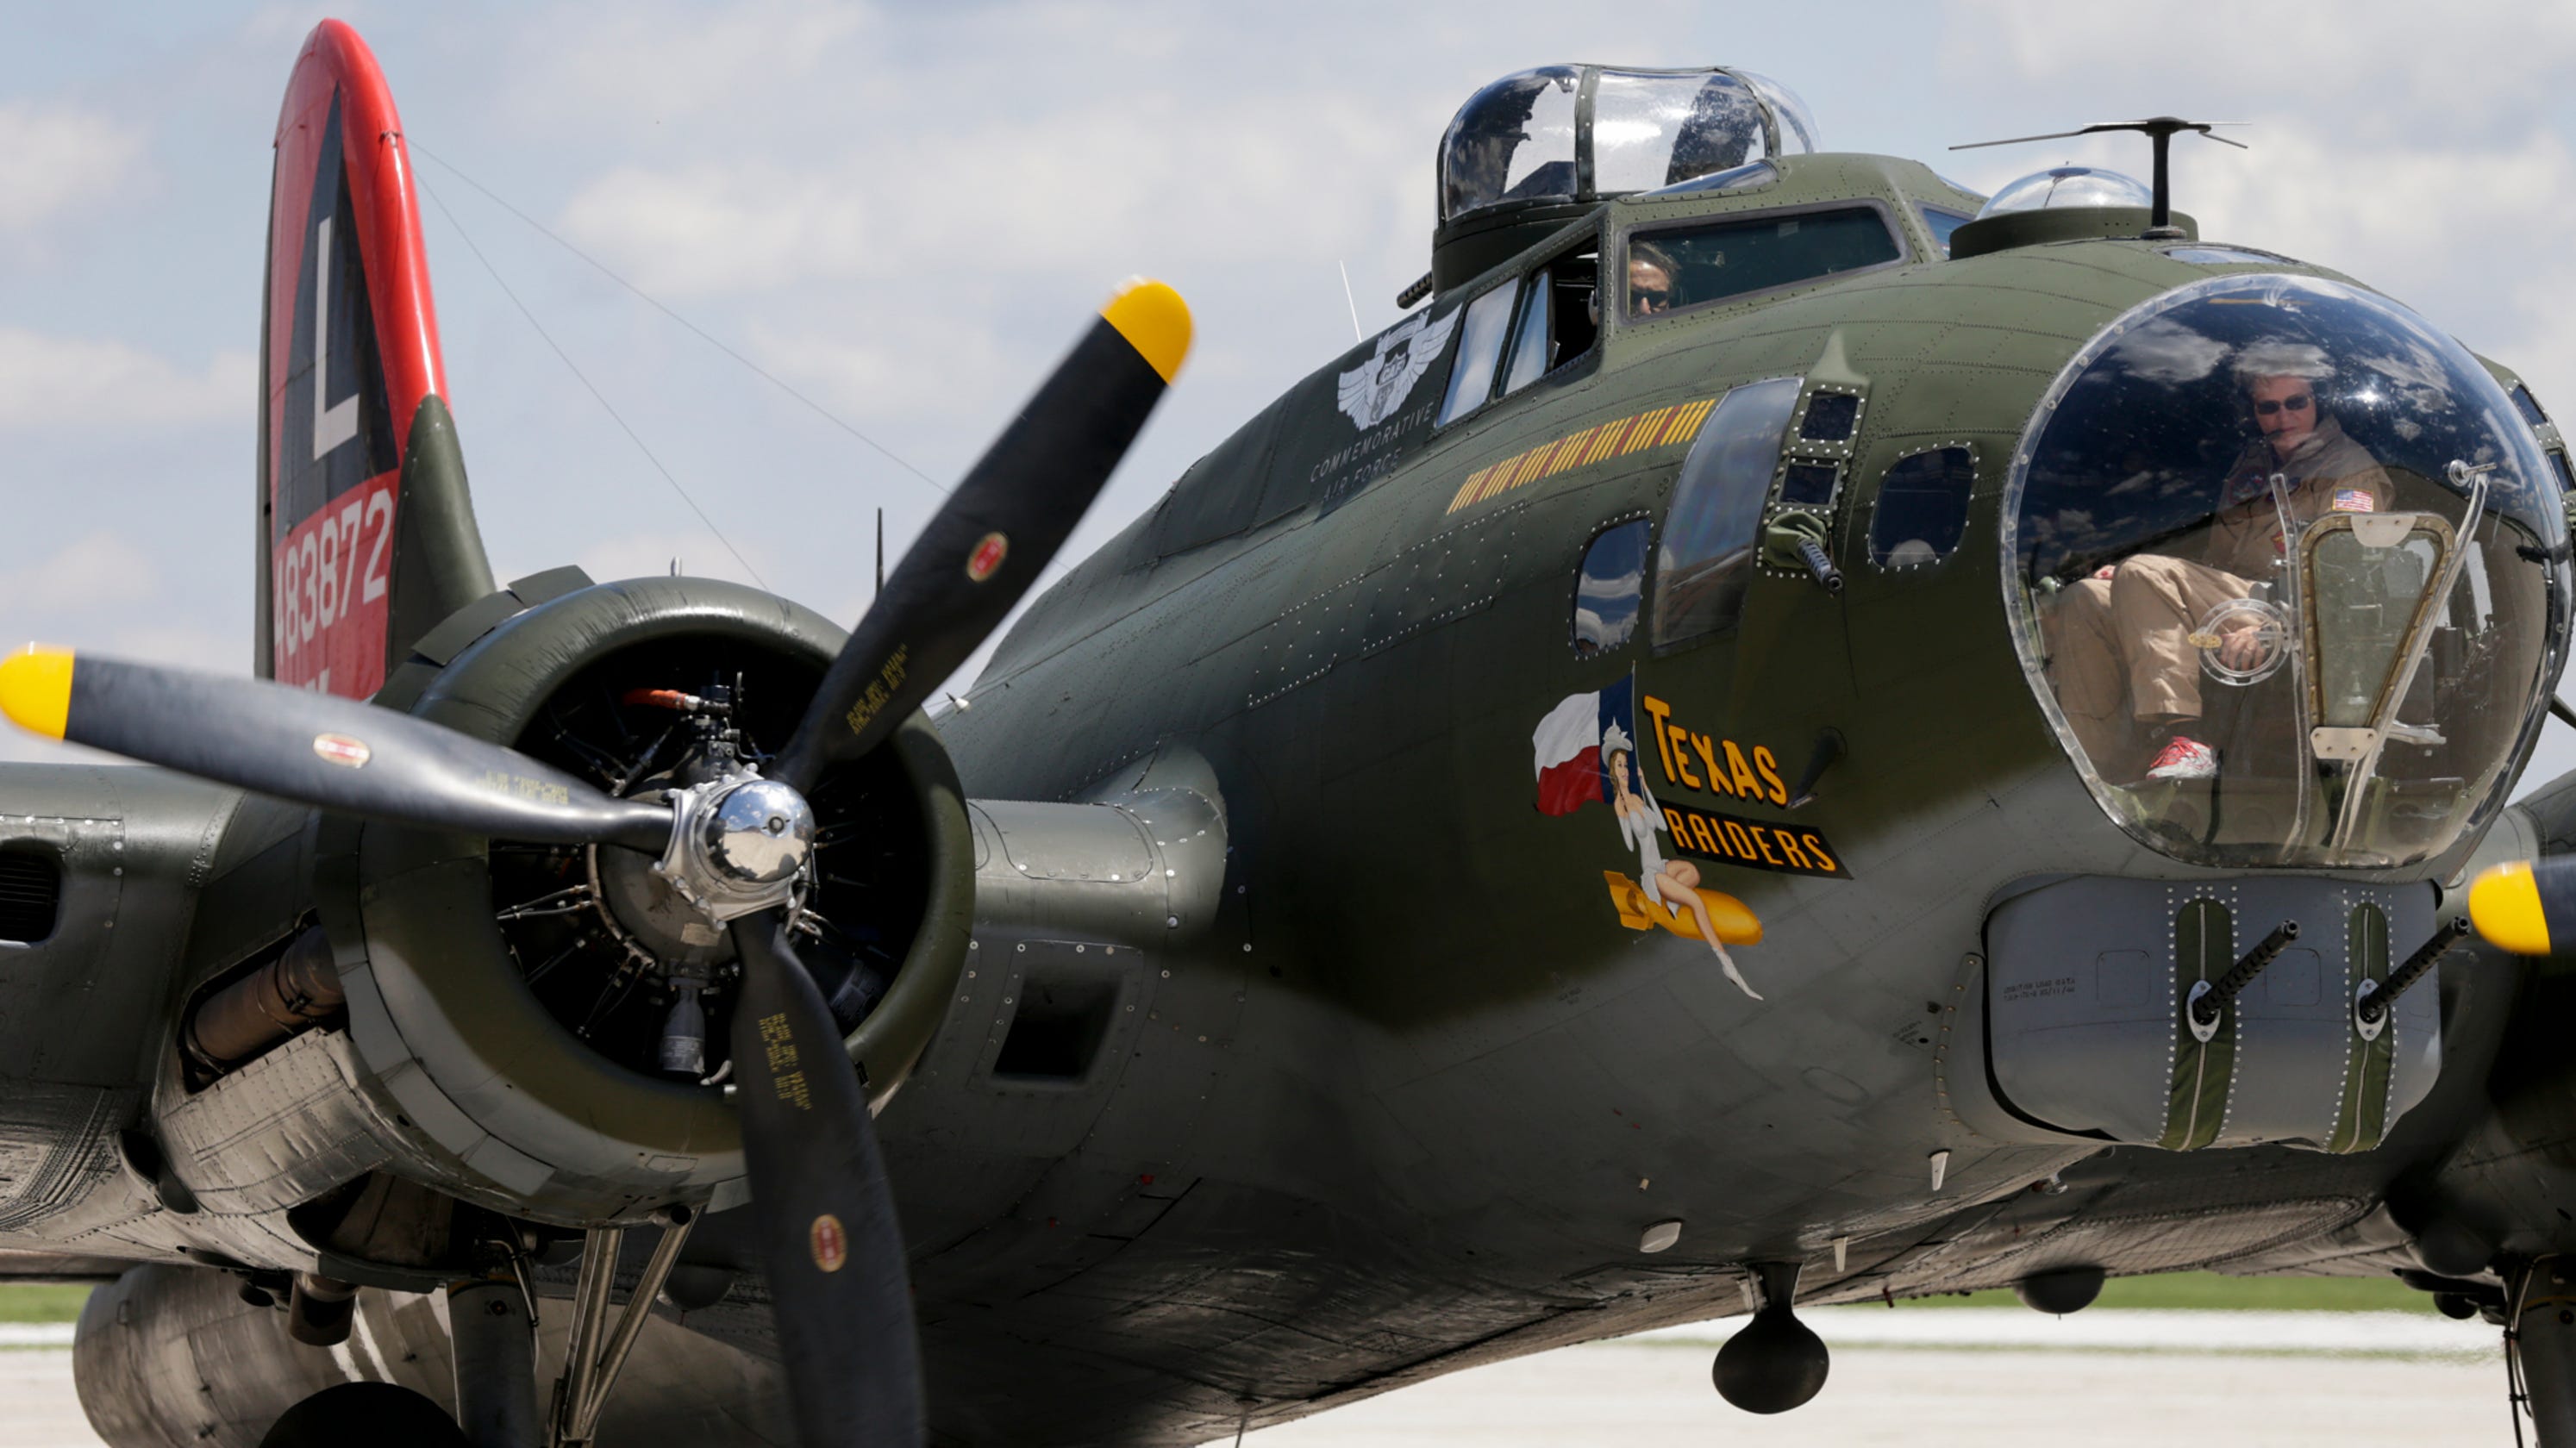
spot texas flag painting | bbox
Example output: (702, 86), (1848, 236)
(1533, 671), (1641, 815)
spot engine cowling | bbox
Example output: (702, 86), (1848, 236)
(156, 574), (973, 1228)
(74, 1262), (794, 1448)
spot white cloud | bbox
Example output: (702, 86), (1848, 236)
(1948, 0), (2576, 138)
(0, 534), (159, 620)
(0, 103), (144, 235)
(557, 165), (872, 296)
(553, 88), (1410, 298)
(504, 0), (872, 122)
(743, 309), (1022, 425)
(1929, 0), (2576, 454)
(0, 331), (252, 431)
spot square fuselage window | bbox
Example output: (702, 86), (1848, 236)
(1868, 447), (1976, 568)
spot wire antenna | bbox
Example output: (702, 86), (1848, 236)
(417, 178), (772, 591)
(410, 142), (949, 500)
(1951, 116), (2247, 230)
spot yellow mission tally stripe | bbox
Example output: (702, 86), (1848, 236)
(1446, 397), (1716, 515)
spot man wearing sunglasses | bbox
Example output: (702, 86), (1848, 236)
(2043, 346), (2392, 783)
(1628, 240), (1680, 317)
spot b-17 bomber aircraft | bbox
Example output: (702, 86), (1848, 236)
(15, 19), (2576, 1448)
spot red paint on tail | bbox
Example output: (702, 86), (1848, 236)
(259, 20), (446, 700)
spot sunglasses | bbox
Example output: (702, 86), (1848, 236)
(2254, 394), (2314, 416)
(1634, 289), (1671, 309)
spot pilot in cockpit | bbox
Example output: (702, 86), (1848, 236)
(2043, 343), (2393, 783)
(1628, 240), (1679, 317)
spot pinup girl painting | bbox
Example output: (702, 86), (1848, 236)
(1602, 724), (1762, 1001)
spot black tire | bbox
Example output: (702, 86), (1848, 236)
(259, 1382), (469, 1448)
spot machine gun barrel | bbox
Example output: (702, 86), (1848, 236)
(2188, 921), (2300, 1029)
(2357, 917), (2474, 1027)
(1797, 539), (1844, 594)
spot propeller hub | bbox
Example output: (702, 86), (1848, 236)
(652, 771), (814, 923)
(704, 777), (815, 885)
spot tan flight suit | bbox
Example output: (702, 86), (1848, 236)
(2045, 416), (2394, 776)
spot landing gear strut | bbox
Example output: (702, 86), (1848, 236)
(2515, 1258), (2576, 1445)
(549, 1206), (698, 1446)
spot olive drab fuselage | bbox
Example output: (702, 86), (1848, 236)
(14, 59), (2576, 1445)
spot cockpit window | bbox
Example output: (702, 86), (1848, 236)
(1917, 206), (1972, 259)
(1629, 208), (1904, 319)
(1574, 519), (1651, 657)
(1442, 246), (1602, 422)
(2005, 273), (2568, 869)
(1503, 279), (1554, 396)
(1654, 378), (1802, 649)
(1439, 284), (1518, 427)
(2511, 384), (2552, 430)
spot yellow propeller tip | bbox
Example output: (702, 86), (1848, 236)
(1103, 278), (1191, 386)
(0, 646), (73, 740)
(2469, 860), (2553, 956)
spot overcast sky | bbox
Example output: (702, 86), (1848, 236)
(4, 1), (2575, 786)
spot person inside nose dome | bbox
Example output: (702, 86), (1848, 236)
(2043, 341), (2393, 783)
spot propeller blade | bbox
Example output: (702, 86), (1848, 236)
(728, 910), (923, 1446)
(768, 278), (1191, 792)
(2468, 858), (2576, 955)
(0, 647), (670, 849)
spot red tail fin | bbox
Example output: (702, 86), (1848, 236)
(259, 20), (491, 700)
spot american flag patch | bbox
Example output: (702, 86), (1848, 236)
(2332, 489), (2375, 513)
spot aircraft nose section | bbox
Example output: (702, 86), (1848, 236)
(1970, 873), (2453, 1153)
(2000, 272), (2568, 871)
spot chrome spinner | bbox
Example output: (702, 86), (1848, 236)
(653, 770), (816, 923)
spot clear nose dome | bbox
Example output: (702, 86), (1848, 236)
(2004, 273), (2569, 869)
(1978, 165), (2154, 218)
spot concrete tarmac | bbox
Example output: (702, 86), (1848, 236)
(1235, 1340), (2511, 1445)
(0, 1337), (2518, 1448)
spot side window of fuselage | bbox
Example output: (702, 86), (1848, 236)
(1868, 446), (1978, 569)
(1652, 378), (1802, 650)
(1572, 518), (1651, 657)
(2509, 384), (2573, 496)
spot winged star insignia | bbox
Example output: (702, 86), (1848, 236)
(1336, 307), (1458, 431)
